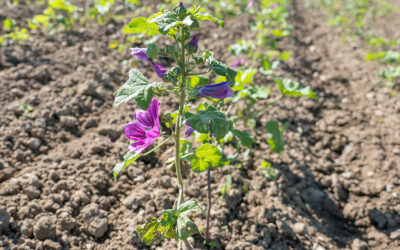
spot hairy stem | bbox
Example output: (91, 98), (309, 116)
(205, 168), (212, 244)
(174, 24), (194, 250)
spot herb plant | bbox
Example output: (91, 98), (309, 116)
(112, 2), (250, 248)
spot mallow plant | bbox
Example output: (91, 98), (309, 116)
(112, 2), (251, 248)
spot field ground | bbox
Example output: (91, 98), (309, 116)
(0, 0), (399, 249)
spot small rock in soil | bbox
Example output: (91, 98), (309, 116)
(27, 138), (41, 150)
(84, 117), (99, 129)
(0, 209), (10, 232)
(34, 213), (57, 240)
(81, 203), (108, 238)
(390, 229), (400, 240)
(351, 238), (368, 250)
(123, 192), (150, 211)
(60, 116), (79, 128)
(293, 222), (306, 234)
(19, 219), (34, 237)
(98, 126), (121, 141)
(368, 209), (387, 229)
(43, 239), (62, 250)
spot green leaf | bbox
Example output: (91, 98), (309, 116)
(177, 200), (205, 216)
(265, 120), (285, 153)
(206, 54), (237, 85)
(274, 78), (317, 99)
(146, 44), (160, 60)
(365, 52), (386, 61)
(137, 209), (177, 245)
(113, 151), (141, 179)
(190, 75), (209, 87)
(176, 215), (198, 240)
(3, 18), (15, 31)
(194, 11), (224, 27)
(191, 144), (222, 173)
(126, 17), (159, 36)
(114, 69), (154, 110)
(184, 107), (229, 140)
(231, 129), (253, 148)
(149, 11), (179, 35)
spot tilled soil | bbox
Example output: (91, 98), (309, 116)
(0, 0), (399, 249)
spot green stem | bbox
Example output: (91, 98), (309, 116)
(174, 24), (187, 208)
(174, 24), (194, 250)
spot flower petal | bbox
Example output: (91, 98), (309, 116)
(199, 81), (234, 99)
(128, 140), (152, 154)
(152, 62), (168, 78)
(130, 48), (149, 61)
(124, 122), (147, 141)
(134, 98), (161, 129)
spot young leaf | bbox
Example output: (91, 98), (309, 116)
(274, 77), (317, 99)
(113, 151), (141, 179)
(265, 120), (285, 153)
(176, 215), (198, 240)
(194, 11), (224, 27)
(126, 17), (159, 36)
(137, 209), (177, 245)
(191, 144), (222, 173)
(149, 11), (179, 35)
(177, 200), (205, 216)
(206, 54), (237, 85)
(231, 129), (253, 148)
(114, 69), (154, 110)
(184, 107), (229, 140)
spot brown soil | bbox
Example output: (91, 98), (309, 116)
(0, 0), (399, 249)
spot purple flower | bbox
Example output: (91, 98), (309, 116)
(199, 81), (234, 99)
(232, 58), (247, 68)
(188, 34), (199, 50)
(124, 98), (161, 154)
(178, 1), (183, 6)
(247, 0), (254, 9)
(152, 62), (168, 78)
(270, 3), (278, 9)
(130, 48), (149, 62)
(185, 122), (195, 137)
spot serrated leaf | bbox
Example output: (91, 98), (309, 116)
(177, 200), (205, 216)
(231, 129), (253, 148)
(114, 69), (154, 110)
(137, 209), (177, 245)
(265, 120), (285, 153)
(149, 11), (179, 35)
(184, 107), (229, 140)
(126, 17), (159, 36)
(113, 151), (141, 179)
(176, 215), (198, 240)
(274, 78), (317, 99)
(206, 54), (237, 85)
(191, 144), (222, 173)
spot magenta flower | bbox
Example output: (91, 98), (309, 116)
(188, 34), (199, 50)
(124, 98), (161, 154)
(270, 3), (278, 8)
(232, 58), (247, 68)
(130, 48), (149, 62)
(151, 62), (168, 78)
(199, 81), (233, 99)
(247, 0), (254, 8)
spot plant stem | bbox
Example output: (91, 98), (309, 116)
(205, 168), (212, 245)
(174, 24), (194, 250)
